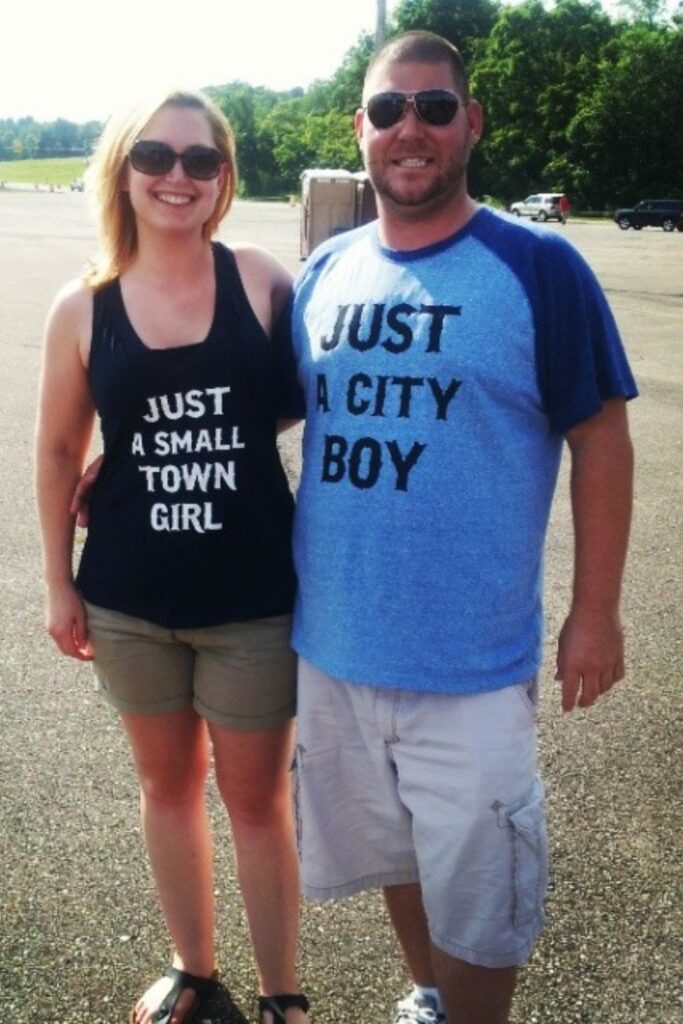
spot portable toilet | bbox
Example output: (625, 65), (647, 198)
(300, 169), (358, 258)
(354, 171), (378, 227)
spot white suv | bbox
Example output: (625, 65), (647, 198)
(509, 193), (564, 222)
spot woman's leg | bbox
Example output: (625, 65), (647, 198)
(209, 720), (308, 1023)
(122, 706), (215, 1024)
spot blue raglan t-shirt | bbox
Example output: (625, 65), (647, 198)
(290, 207), (637, 695)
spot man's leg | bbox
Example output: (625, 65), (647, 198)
(383, 883), (435, 986)
(431, 945), (516, 1024)
(384, 883), (517, 1024)
(386, 683), (544, 1024)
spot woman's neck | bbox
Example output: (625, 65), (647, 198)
(126, 230), (213, 286)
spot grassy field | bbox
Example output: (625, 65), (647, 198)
(0, 156), (88, 186)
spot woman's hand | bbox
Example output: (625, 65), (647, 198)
(45, 582), (93, 660)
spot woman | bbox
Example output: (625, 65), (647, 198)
(35, 88), (308, 1024)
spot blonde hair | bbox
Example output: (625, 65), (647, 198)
(84, 88), (237, 289)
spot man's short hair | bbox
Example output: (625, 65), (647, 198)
(364, 30), (470, 103)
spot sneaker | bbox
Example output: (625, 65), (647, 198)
(393, 991), (446, 1024)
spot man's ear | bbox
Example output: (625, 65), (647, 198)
(466, 98), (484, 145)
(354, 108), (365, 144)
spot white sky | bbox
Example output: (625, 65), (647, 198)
(2, 1), (398, 123)
(4, 0), (669, 124)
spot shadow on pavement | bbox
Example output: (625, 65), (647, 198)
(201, 981), (251, 1024)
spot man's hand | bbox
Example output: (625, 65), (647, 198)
(46, 582), (93, 661)
(555, 606), (625, 712)
(69, 453), (103, 528)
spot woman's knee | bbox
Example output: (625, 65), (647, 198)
(218, 771), (292, 828)
(138, 758), (208, 806)
(123, 708), (210, 804)
(211, 721), (294, 824)
(133, 734), (210, 805)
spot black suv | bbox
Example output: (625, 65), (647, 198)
(614, 199), (683, 232)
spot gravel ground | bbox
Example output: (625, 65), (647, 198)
(0, 192), (680, 1024)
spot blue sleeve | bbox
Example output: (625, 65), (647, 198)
(531, 234), (638, 433)
(474, 213), (638, 434)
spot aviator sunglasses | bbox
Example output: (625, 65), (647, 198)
(128, 139), (225, 181)
(365, 89), (460, 130)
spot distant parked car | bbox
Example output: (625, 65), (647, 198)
(69, 178), (85, 192)
(509, 193), (565, 223)
(613, 199), (683, 232)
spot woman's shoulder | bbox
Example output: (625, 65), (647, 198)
(49, 277), (94, 321)
(223, 242), (293, 329)
(228, 242), (293, 289)
(45, 277), (94, 358)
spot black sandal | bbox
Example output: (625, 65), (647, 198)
(130, 965), (219, 1024)
(258, 993), (310, 1023)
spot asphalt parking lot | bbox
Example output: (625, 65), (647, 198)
(0, 190), (681, 1024)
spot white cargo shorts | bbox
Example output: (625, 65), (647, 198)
(294, 659), (548, 968)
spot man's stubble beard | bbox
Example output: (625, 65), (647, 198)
(367, 151), (470, 222)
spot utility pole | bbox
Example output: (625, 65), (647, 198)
(375, 0), (387, 49)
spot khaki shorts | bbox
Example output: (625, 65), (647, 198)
(85, 602), (297, 731)
(295, 658), (548, 968)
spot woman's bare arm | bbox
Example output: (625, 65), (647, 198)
(35, 281), (96, 659)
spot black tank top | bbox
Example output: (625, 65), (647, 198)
(76, 243), (302, 628)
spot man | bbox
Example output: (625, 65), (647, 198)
(559, 193), (571, 224)
(289, 30), (636, 1024)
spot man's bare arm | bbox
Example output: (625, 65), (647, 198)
(557, 398), (634, 711)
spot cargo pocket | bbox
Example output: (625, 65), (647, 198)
(504, 778), (548, 929)
(292, 739), (346, 881)
(293, 737), (375, 892)
(292, 743), (304, 858)
(513, 676), (539, 722)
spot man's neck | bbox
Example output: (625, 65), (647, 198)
(377, 195), (479, 252)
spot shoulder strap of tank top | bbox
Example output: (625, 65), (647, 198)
(91, 278), (123, 357)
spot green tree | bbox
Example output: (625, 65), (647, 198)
(616, 0), (671, 26)
(260, 102), (360, 193)
(391, 0), (500, 62)
(471, 0), (615, 202)
(79, 121), (103, 154)
(209, 82), (287, 194)
(0, 122), (16, 160)
(305, 34), (375, 114)
(39, 118), (81, 156)
(6, 2), (678, 211)
(16, 118), (41, 159)
(566, 24), (683, 205)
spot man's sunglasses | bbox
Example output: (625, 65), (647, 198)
(128, 140), (225, 181)
(365, 90), (460, 130)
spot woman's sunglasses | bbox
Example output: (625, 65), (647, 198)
(365, 90), (460, 130)
(128, 140), (225, 181)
